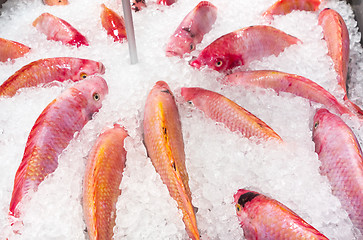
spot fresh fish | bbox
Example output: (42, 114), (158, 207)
(33, 12), (89, 47)
(165, 1), (217, 57)
(143, 81), (200, 240)
(42, 0), (68, 6)
(157, 0), (176, 6)
(318, 8), (363, 116)
(131, 0), (146, 12)
(189, 25), (300, 72)
(83, 124), (128, 240)
(9, 76), (108, 219)
(0, 57), (105, 97)
(222, 70), (354, 116)
(234, 189), (329, 239)
(100, 4), (127, 43)
(181, 87), (282, 142)
(312, 108), (363, 234)
(263, 0), (321, 19)
(0, 38), (30, 62)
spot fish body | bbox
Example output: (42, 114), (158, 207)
(263, 0), (320, 18)
(9, 76), (108, 219)
(157, 0), (176, 6)
(42, 0), (68, 6)
(143, 81), (200, 240)
(33, 12), (89, 47)
(234, 189), (329, 239)
(100, 4), (127, 43)
(83, 124), (128, 240)
(0, 38), (30, 62)
(0, 57), (105, 97)
(165, 1), (217, 57)
(189, 25), (300, 72)
(222, 70), (353, 116)
(313, 108), (363, 234)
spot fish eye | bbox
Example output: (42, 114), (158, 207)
(189, 43), (195, 51)
(80, 72), (88, 79)
(314, 121), (319, 129)
(93, 92), (100, 101)
(236, 204), (241, 212)
(215, 59), (223, 68)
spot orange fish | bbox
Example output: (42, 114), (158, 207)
(83, 124), (128, 240)
(263, 0), (321, 19)
(42, 0), (68, 6)
(100, 4), (127, 43)
(143, 81), (200, 240)
(0, 38), (30, 62)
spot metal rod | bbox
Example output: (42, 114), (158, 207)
(122, 0), (138, 64)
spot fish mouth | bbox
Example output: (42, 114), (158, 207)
(166, 50), (179, 57)
(189, 57), (201, 69)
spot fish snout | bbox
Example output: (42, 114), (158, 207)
(189, 57), (201, 69)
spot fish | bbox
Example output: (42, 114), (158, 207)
(189, 25), (300, 73)
(234, 189), (329, 239)
(318, 8), (363, 117)
(262, 0), (321, 19)
(157, 0), (176, 6)
(165, 1), (217, 57)
(42, 0), (68, 6)
(9, 76), (108, 219)
(100, 4), (127, 43)
(181, 87), (282, 142)
(131, 0), (146, 12)
(0, 38), (30, 62)
(143, 81), (200, 240)
(32, 12), (89, 47)
(221, 70), (354, 117)
(0, 57), (105, 98)
(83, 124), (128, 240)
(312, 108), (363, 234)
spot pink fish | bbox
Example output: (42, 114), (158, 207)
(33, 12), (89, 47)
(83, 124), (128, 240)
(234, 189), (329, 239)
(100, 4), (127, 43)
(263, 0), (321, 19)
(313, 108), (363, 234)
(189, 25), (300, 72)
(157, 0), (176, 6)
(0, 38), (30, 62)
(222, 70), (354, 116)
(165, 1), (217, 57)
(181, 87), (282, 142)
(0, 57), (105, 98)
(9, 76), (108, 219)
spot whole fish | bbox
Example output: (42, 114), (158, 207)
(143, 81), (200, 240)
(33, 12), (89, 47)
(181, 87), (282, 142)
(0, 57), (105, 97)
(0, 38), (30, 62)
(9, 76), (108, 219)
(165, 1), (217, 57)
(263, 0), (321, 19)
(313, 108), (363, 234)
(157, 0), (176, 6)
(318, 8), (363, 116)
(189, 25), (300, 72)
(222, 70), (353, 116)
(83, 124), (128, 240)
(100, 4), (127, 43)
(42, 0), (68, 5)
(234, 189), (329, 239)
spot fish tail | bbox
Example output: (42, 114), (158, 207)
(344, 95), (363, 118)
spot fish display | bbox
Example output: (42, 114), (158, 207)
(9, 76), (108, 219)
(263, 0), (321, 18)
(33, 12), (89, 47)
(234, 189), (329, 239)
(42, 0), (68, 6)
(312, 108), (363, 234)
(165, 1), (217, 57)
(0, 38), (30, 62)
(181, 87), (282, 142)
(83, 124), (128, 240)
(143, 81), (200, 240)
(100, 4), (127, 43)
(189, 25), (300, 72)
(0, 57), (105, 97)
(222, 70), (354, 116)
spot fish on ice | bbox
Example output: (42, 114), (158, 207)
(262, 0), (321, 19)
(100, 4), (127, 43)
(0, 38), (30, 62)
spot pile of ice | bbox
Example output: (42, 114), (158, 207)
(0, 0), (362, 239)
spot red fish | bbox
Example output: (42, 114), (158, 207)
(234, 189), (329, 239)
(83, 124), (128, 240)
(42, 0), (68, 6)
(181, 87), (282, 142)
(0, 38), (30, 62)
(157, 0), (176, 6)
(165, 1), (217, 57)
(33, 12), (89, 47)
(9, 76), (108, 219)
(263, 0), (321, 19)
(100, 4), (127, 43)
(143, 81), (200, 240)
(189, 25), (300, 72)
(222, 70), (354, 116)
(313, 108), (363, 234)
(0, 57), (105, 97)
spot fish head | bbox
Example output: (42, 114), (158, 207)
(166, 29), (196, 57)
(180, 87), (208, 108)
(71, 60), (106, 82)
(189, 49), (233, 72)
(312, 108), (332, 154)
